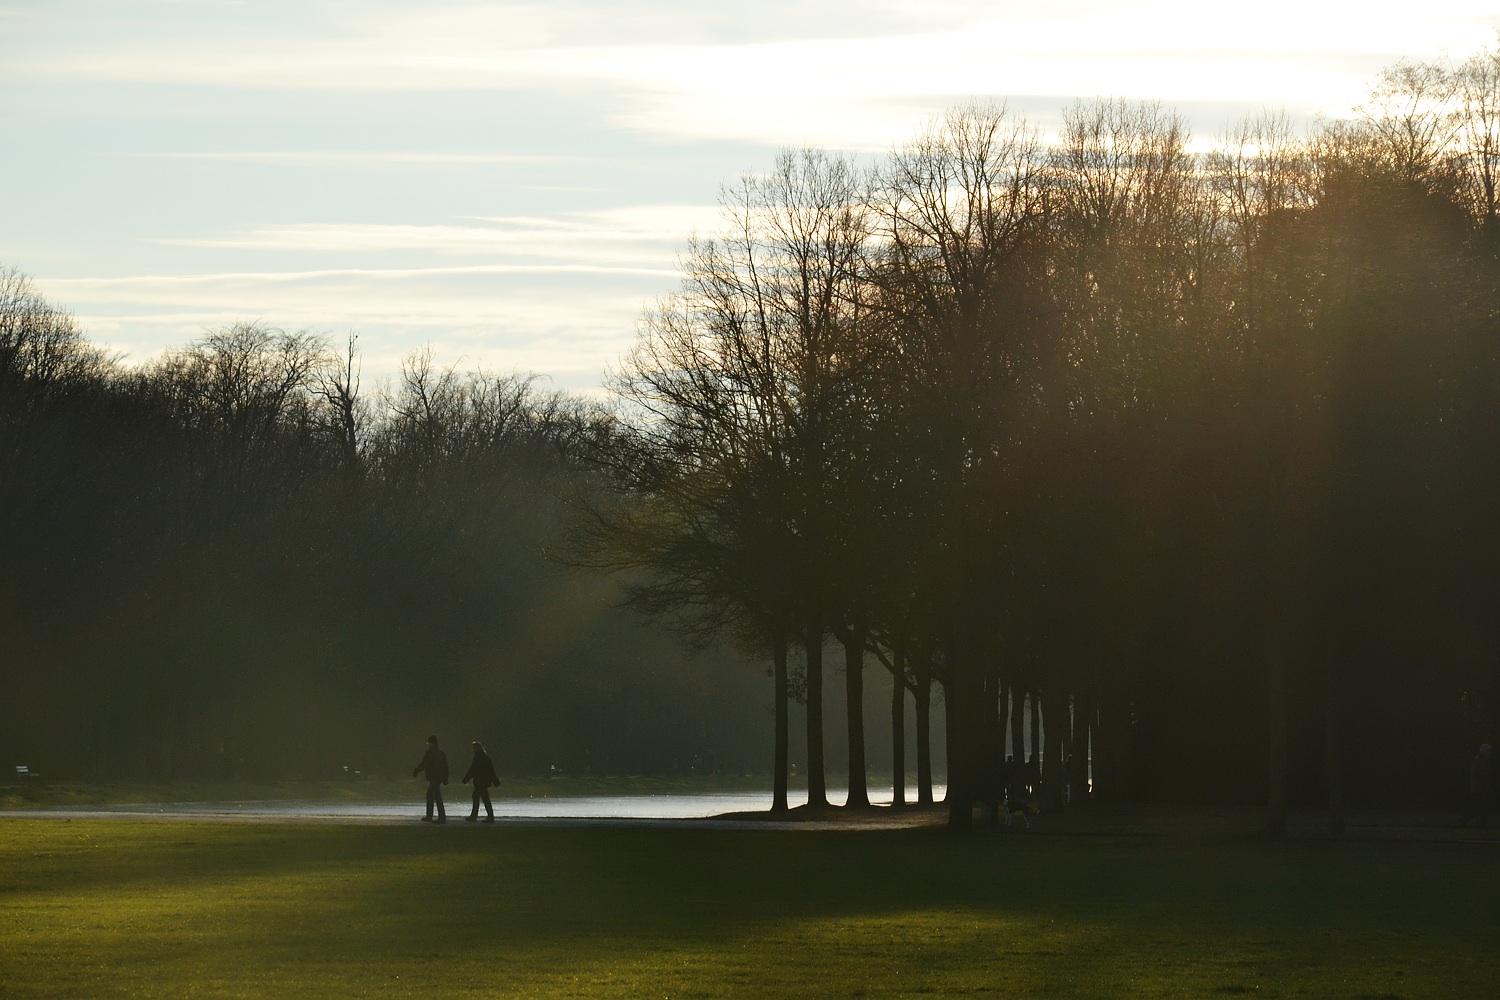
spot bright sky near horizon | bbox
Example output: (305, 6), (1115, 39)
(3, 2), (1497, 392)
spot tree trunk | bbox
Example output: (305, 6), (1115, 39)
(1266, 633), (1289, 839)
(1029, 689), (1042, 766)
(981, 661), (1002, 824)
(1060, 692), (1073, 790)
(773, 634), (789, 814)
(1041, 690), (1067, 813)
(946, 631), (974, 831)
(844, 627), (869, 808)
(1327, 666), (1344, 839)
(915, 657), (934, 806)
(1071, 694), (1092, 803)
(891, 644), (906, 809)
(1009, 684), (1026, 766)
(1092, 685), (1134, 802)
(806, 625), (828, 809)
(945, 672), (971, 830)
(1056, 689), (1068, 767)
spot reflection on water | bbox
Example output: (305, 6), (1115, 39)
(35, 786), (947, 821)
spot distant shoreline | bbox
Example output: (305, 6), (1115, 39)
(0, 775), (939, 812)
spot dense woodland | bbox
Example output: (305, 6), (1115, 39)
(586, 46), (1500, 831)
(6, 45), (1500, 830)
(0, 307), (776, 784)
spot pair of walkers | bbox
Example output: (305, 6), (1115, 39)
(412, 735), (500, 823)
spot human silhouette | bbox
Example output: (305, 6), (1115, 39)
(462, 740), (500, 822)
(412, 735), (449, 823)
(1459, 743), (1494, 828)
(1000, 755), (1024, 804)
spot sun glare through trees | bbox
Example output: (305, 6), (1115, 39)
(5, 41), (1500, 840)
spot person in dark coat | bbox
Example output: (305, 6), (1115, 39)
(1000, 756), (1024, 805)
(1459, 743), (1494, 828)
(412, 735), (449, 823)
(462, 740), (500, 822)
(1024, 754), (1041, 798)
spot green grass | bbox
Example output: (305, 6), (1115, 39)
(1, 817), (1495, 998)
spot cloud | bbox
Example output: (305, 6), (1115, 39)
(122, 152), (584, 166)
(23, 2), (1498, 147)
(17, 0), (1500, 391)
(26, 200), (734, 389)
(32, 264), (677, 390)
(37, 266), (674, 332)
(150, 204), (721, 264)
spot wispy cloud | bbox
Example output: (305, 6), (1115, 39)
(120, 151), (585, 166)
(27, 3), (1499, 148)
(36, 2), (1499, 86)
(35, 265), (663, 388)
(43, 264), (683, 293)
(152, 205), (722, 263)
(29, 201), (731, 385)
(15, 0), (1500, 390)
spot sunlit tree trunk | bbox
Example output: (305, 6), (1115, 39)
(1010, 685), (1026, 766)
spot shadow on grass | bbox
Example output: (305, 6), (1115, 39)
(4, 820), (1492, 942)
(5, 819), (1499, 997)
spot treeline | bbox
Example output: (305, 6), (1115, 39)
(588, 45), (1500, 829)
(8, 45), (1500, 823)
(0, 289), (770, 782)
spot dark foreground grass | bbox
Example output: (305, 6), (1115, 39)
(1, 818), (1495, 998)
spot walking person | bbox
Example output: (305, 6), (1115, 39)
(413, 735), (449, 823)
(1459, 743), (1494, 829)
(463, 740), (500, 823)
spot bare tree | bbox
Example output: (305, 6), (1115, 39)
(1361, 60), (1463, 187)
(1456, 41), (1500, 226)
(0, 265), (114, 416)
(313, 332), (367, 471)
(595, 148), (874, 811)
(874, 103), (1050, 828)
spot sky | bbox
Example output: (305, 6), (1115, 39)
(2, 2), (1497, 393)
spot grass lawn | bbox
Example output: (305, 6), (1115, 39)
(1, 816), (1495, 998)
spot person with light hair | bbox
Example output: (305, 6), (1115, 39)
(462, 740), (500, 823)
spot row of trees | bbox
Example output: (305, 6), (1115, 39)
(1, 279), (775, 782)
(586, 43), (1500, 831)
(7, 43), (1500, 826)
